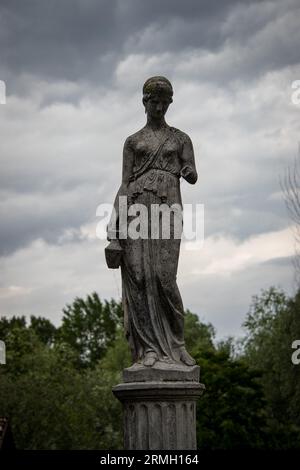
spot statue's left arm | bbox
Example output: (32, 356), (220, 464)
(179, 133), (198, 184)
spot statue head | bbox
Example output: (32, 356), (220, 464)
(142, 76), (173, 119)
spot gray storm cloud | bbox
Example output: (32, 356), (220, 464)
(0, 0), (298, 338)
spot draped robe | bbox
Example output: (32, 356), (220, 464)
(119, 126), (197, 364)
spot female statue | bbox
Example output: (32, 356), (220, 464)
(106, 76), (198, 368)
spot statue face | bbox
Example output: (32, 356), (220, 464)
(144, 94), (171, 120)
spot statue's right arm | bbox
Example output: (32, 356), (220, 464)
(121, 136), (135, 189)
(114, 136), (134, 202)
(107, 137), (134, 239)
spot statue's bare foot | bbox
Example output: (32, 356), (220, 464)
(180, 348), (196, 366)
(143, 351), (158, 367)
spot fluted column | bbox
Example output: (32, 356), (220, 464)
(113, 378), (204, 450)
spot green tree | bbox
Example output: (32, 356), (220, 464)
(0, 297), (126, 449)
(0, 315), (57, 348)
(0, 316), (27, 340)
(58, 293), (123, 367)
(243, 287), (300, 448)
(194, 343), (267, 448)
(29, 316), (57, 346)
(183, 310), (268, 448)
(2, 293), (294, 450)
(184, 310), (215, 356)
(0, 329), (125, 449)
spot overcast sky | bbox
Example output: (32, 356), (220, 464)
(0, 0), (299, 339)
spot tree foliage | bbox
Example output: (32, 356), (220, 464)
(0, 289), (299, 449)
(58, 293), (123, 367)
(243, 287), (300, 448)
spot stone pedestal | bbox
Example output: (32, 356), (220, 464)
(112, 363), (205, 450)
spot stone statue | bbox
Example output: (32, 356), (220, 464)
(106, 76), (198, 369)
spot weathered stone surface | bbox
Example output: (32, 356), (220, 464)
(123, 362), (200, 383)
(105, 76), (198, 368)
(106, 76), (204, 450)
(112, 381), (205, 450)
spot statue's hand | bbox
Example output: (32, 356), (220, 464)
(180, 165), (197, 184)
